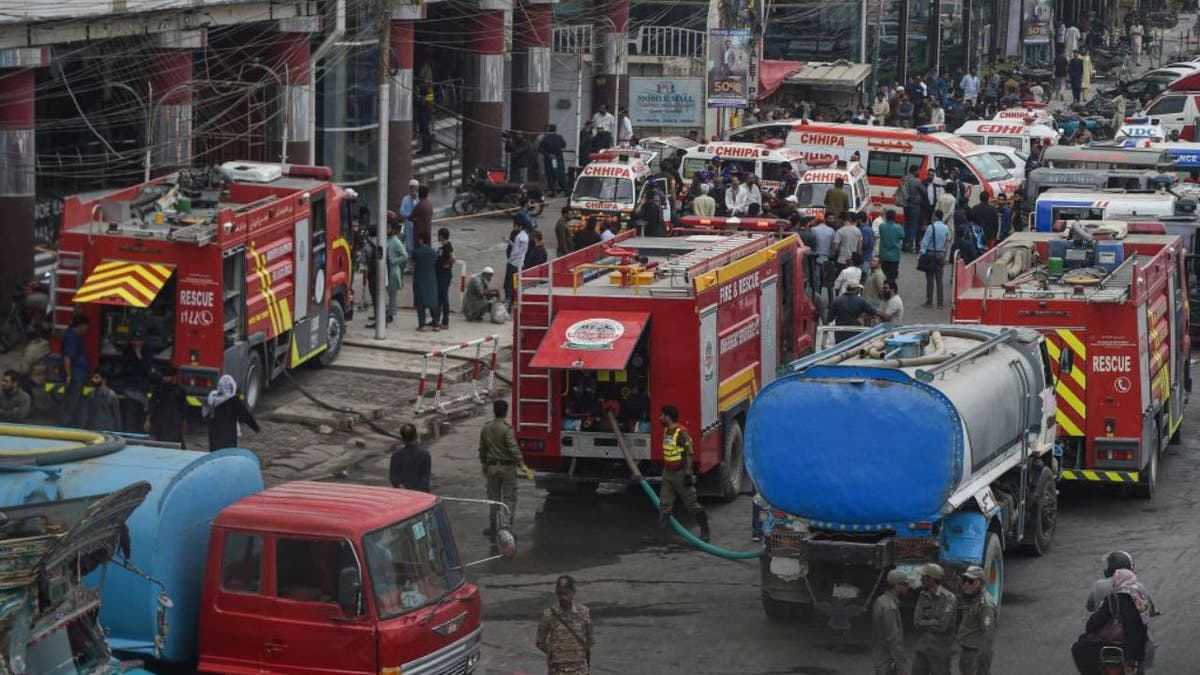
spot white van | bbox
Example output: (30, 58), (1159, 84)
(1137, 85), (1200, 141)
(793, 161), (871, 218)
(679, 140), (808, 194)
(956, 120), (1059, 156)
(570, 149), (670, 227)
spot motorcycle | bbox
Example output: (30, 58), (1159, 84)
(452, 167), (545, 217)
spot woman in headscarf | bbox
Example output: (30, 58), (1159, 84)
(1072, 568), (1151, 674)
(202, 374), (260, 451)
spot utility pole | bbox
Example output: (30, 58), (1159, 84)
(375, 1), (392, 340)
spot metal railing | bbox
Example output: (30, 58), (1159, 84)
(551, 24), (707, 59)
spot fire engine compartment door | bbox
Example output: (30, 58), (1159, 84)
(72, 260), (176, 307)
(293, 217), (310, 320)
(529, 310), (650, 370)
(760, 276), (778, 386)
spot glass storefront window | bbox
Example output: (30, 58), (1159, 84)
(764, 1), (863, 63)
(907, 0), (932, 76)
(940, 0), (965, 74)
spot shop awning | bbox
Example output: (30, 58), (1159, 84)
(72, 260), (175, 308)
(784, 61), (873, 89)
(529, 310), (650, 370)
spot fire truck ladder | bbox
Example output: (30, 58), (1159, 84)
(515, 272), (554, 431)
(658, 234), (761, 284)
(52, 251), (84, 331)
(1088, 254), (1139, 303)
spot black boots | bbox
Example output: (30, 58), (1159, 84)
(696, 510), (711, 543)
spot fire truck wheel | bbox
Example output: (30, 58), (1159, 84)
(1135, 445), (1159, 500)
(1169, 420), (1182, 446)
(1021, 466), (1057, 557)
(243, 352), (264, 413)
(318, 302), (346, 367)
(714, 420), (747, 503)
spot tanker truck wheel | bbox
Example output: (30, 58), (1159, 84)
(714, 420), (747, 502)
(1021, 467), (1057, 556)
(982, 533), (1004, 606)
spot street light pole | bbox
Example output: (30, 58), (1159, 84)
(246, 60), (291, 167)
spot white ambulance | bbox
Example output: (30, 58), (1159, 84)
(956, 120), (1060, 156)
(993, 106), (1056, 127)
(678, 140), (808, 194)
(727, 120), (1020, 219)
(793, 160), (871, 218)
(570, 149), (670, 227)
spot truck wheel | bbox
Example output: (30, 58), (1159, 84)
(761, 593), (805, 622)
(982, 532), (1004, 606)
(715, 421), (747, 502)
(244, 352), (264, 413)
(318, 301), (346, 367)
(1169, 419), (1182, 446)
(1135, 445), (1159, 499)
(1022, 467), (1057, 556)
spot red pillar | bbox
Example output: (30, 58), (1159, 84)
(0, 65), (38, 310)
(273, 32), (313, 165)
(388, 12), (417, 207)
(512, 2), (553, 136)
(463, 8), (505, 177)
(148, 50), (194, 175)
(592, 0), (629, 117)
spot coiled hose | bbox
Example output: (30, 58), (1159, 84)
(605, 411), (763, 560)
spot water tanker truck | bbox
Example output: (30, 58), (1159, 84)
(745, 325), (1061, 628)
(0, 425), (497, 674)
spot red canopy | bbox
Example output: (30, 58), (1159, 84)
(758, 60), (805, 100)
(529, 310), (651, 370)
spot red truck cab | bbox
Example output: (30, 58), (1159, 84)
(198, 482), (482, 674)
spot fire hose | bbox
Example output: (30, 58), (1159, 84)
(604, 410), (763, 561)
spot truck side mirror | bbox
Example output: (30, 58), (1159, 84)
(336, 566), (362, 616)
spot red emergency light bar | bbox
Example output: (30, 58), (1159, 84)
(680, 216), (788, 230)
(763, 139), (784, 149)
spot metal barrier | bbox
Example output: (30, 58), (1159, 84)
(416, 334), (500, 414)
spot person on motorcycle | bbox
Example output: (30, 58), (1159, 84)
(1073, 568), (1151, 675)
(1086, 551), (1158, 672)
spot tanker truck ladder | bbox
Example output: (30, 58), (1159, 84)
(51, 251), (84, 331)
(915, 328), (1020, 383)
(657, 234), (763, 283)
(514, 272), (553, 431)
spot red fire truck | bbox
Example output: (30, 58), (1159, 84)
(512, 229), (816, 499)
(49, 161), (356, 410)
(952, 225), (1190, 497)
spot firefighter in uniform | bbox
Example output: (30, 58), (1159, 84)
(656, 405), (711, 542)
(479, 399), (529, 536)
(957, 565), (997, 675)
(536, 575), (594, 674)
(872, 569), (910, 675)
(911, 563), (957, 675)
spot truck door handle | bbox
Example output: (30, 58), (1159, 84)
(265, 640), (287, 653)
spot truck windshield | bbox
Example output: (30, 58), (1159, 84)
(363, 505), (464, 619)
(572, 176), (634, 202)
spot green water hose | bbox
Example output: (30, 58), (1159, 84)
(605, 411), (763, 560)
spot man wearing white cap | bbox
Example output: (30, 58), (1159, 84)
(957, 565), (996, 675)
(399, 179), (421, 270)
(872, 568), (910, 674)
(912, 563), (957, 675)
(463, 267), (500, 321)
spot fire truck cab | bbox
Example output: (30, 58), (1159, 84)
(512, 231), (816, 499)
(570, 150), (669, 230)
(678, 140), (808, 194)
(49, 161), (356, 410)
(792, 161), (870, 218)
(952, 226), (1191, 497)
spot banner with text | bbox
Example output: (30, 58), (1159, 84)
(708, 28), (752, 108)
(630, 77), (704, 127)
(1023, 0), (1053, 44)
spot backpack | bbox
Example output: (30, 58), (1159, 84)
(970, 222), (987, 251)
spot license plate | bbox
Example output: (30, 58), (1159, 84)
(832, 583), (861, 600)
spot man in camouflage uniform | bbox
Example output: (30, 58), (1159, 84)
(957, 565), (997, 675)
(911, 563), (957, 675)
(872, 569), (910, 674)
(479, 399), (529, 536)
(536, 575), (594, 674)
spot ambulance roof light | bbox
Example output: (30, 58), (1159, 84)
(763, 139), (784, 149)
(916, 124), (944, 134)
(589, 152), (618, 161)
